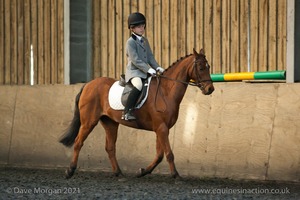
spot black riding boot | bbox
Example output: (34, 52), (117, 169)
(122, 87), (141, 121)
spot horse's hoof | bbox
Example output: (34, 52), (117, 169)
(136, 168), (146, 178)
(171, 172), (181, 179)
(113, 171), (124, 177)
(65, 168), (75, 179)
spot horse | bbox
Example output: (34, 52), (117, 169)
(59, 48), (214, 179)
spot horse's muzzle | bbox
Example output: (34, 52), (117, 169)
(202, 83), (214, 95)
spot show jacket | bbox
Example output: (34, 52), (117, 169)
(125, 34), (160, 82)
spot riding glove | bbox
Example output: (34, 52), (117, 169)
(156, 67), (165, 73)
(147, 68), (156, 75)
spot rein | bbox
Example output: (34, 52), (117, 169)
(157, 74), (211, 87)
(153, 59), (212, 112)
(156, 60), (212, 88)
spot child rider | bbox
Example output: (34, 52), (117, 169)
(122, 12), (165, 121)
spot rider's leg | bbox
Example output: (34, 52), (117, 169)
(123, 77), (142, 120)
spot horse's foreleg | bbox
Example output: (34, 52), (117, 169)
(101, 119), (123, 177)
(105, 133), (123, 177)
(66, 125), (94, 179)
(164, 147), (179, 178)
(138, 136), (164, 177)
(156, 126), (180, 178)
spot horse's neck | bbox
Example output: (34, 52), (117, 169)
(166, 55), (193, 80)
(161, 56), (193, 103)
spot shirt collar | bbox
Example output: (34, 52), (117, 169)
(132, 32), (143, 41)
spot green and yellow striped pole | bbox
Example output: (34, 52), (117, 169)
(211, 70), (286, 82)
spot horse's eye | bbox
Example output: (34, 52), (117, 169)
(199, 66), (205, 71)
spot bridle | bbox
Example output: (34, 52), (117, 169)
(154, 57), (212, 112)
(156, 57), (212, 91)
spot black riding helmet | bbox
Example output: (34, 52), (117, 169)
(128, 12), (146, 29)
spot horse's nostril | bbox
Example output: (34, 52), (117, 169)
(208, 86), (214, 94)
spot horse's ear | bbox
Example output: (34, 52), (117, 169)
(193, 48), (198, 56)
(200, 49), (205, 55)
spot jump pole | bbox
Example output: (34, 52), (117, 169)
(210, 71), (286, 82)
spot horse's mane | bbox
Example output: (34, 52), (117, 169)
(165, 54), (192, 72)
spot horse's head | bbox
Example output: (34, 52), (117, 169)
(190, 48), (215, 95)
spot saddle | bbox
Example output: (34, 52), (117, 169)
(119, 74), (149, 107)
(108, 75), (152, 110)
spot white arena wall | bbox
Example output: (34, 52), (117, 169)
(0, 83), (299, 182)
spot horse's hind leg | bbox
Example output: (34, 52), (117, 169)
(100, 117), (123, 176)
(66, 124), (97, 179)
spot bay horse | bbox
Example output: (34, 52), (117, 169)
(59, 48), (214, 179)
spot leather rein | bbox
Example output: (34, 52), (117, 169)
(156, 59), (212, 89)
(153, 59), (212, 112)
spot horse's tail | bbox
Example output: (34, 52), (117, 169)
(59, 85), (85, 147)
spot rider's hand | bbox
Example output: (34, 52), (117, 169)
(156, 67), (165, 73)
(147, 68), (156, 76)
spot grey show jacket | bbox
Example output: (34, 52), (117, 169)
(125, 34), (160, 82)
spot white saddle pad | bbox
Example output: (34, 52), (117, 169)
(108, 77), (152, 110)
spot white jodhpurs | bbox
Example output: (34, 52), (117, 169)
(130, 77), (143, 91)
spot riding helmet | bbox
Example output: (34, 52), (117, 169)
(128, 12), (146, 29)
